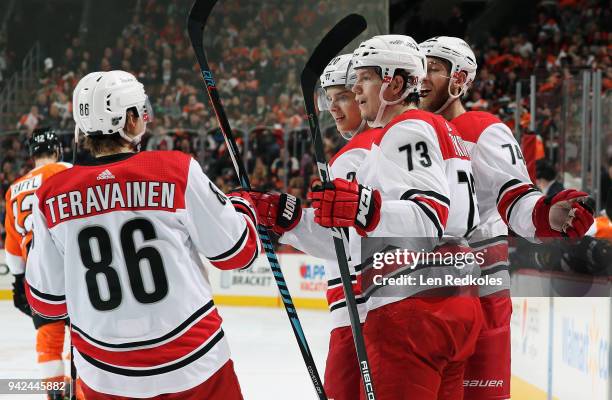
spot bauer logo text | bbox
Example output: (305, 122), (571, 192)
(463, 380), (504, 387)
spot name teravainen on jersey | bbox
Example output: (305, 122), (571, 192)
(44, 181), (176, 224)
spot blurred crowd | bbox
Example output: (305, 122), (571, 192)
(465, 0), (610, 138)
(0, 36), (8, 88)
(1, 0), (610, 247)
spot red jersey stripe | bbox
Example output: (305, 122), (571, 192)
(414, 196), (449, 227)
(498, 184), (533, 224)
(326, 279), (363, 306)
(71, 308), (222, 368)
(24, 281), (67, 318)
(209, 217), (259, 270)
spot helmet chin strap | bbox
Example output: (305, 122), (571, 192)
(369, 81), (411, 128)
(434, 75), (467, 114)
(118, 124), (146, 150)
(73, 126), (79, 163)
(340, 119), (367, 141)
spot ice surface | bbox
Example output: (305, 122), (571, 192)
(0, 302), (332, 399)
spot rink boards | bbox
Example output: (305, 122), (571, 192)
(0, 250), (609, 400)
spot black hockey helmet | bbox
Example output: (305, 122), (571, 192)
(29, 127), (62, 159)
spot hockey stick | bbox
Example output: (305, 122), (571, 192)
(301, 14), (377, 399)
(70, 343), (76, 400)
(187, 1), (327, 399)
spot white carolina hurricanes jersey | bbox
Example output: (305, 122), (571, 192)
(354, 109), (478, 310)
(25, 151), (260, 397)
(453, 111), (542, 295)
(281, 129), (380, 329)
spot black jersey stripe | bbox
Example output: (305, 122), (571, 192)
(506, 188), (539, 222)
(401, 189), (450, 206)
(329, 296), (367, 312)
(207, 225), (248, 261)
(410, 200), (443, 239)
(496, 179), (523, 204)
(28, 285), (66, 302)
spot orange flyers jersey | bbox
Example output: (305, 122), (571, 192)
(4, 162), (71, 273)
(587, 215), (612, 242)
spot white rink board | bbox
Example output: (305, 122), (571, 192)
(510, 297), (551, 392)
(0, 250), (11, 291)
(207, 256), (278, 298)
(552, 297), (610, 400)
(274, 253), (328, 299)
(205, 251), (328, 302)
(510, 271), (610, 400)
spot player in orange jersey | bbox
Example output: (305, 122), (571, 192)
(4, 127), (73, 400)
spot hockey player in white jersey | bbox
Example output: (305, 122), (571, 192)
(24, 70), (261, 399)
(419, 36), (594, 400)
(232, 53), (380, 400)
(309, 35), (483, 400)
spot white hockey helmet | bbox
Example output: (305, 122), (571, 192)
(419, 36), (477, 113)
(72, 70), (152, 145)
(320, 53), (353, 89)
(317, 54), (353, 111)
(317, 54), (366, 140)
(347, 35), (426, 127)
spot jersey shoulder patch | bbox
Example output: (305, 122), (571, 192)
(451, 111), (503, 144)
(329, 128), (381, 166)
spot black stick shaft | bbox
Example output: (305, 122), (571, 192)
(70, 343), (77, 399)
(300, 13), (376, 399)
(306, 108), (376, 400)
(187, 2), (327, 398)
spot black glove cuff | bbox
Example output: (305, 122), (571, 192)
(276, 194), (301, 230)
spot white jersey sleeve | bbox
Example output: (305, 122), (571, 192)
(5, 251), (25, 275)
(455, 112), (543, 238)
(279, 209), (336, 259)
(183, 159), (260, 270)
(25, 194), (67, 319)
(280, 129), (379, 260)
(358, 116), (450, 238)
(474, 125), (541, 236)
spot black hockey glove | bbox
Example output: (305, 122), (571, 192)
(12, 274), (32, 317)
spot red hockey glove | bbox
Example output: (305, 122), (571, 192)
(308, 178), (381, 237)
(532, 189), (594, 238)
(228, 191), (259, 228)
(229, 190), (301, 235)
